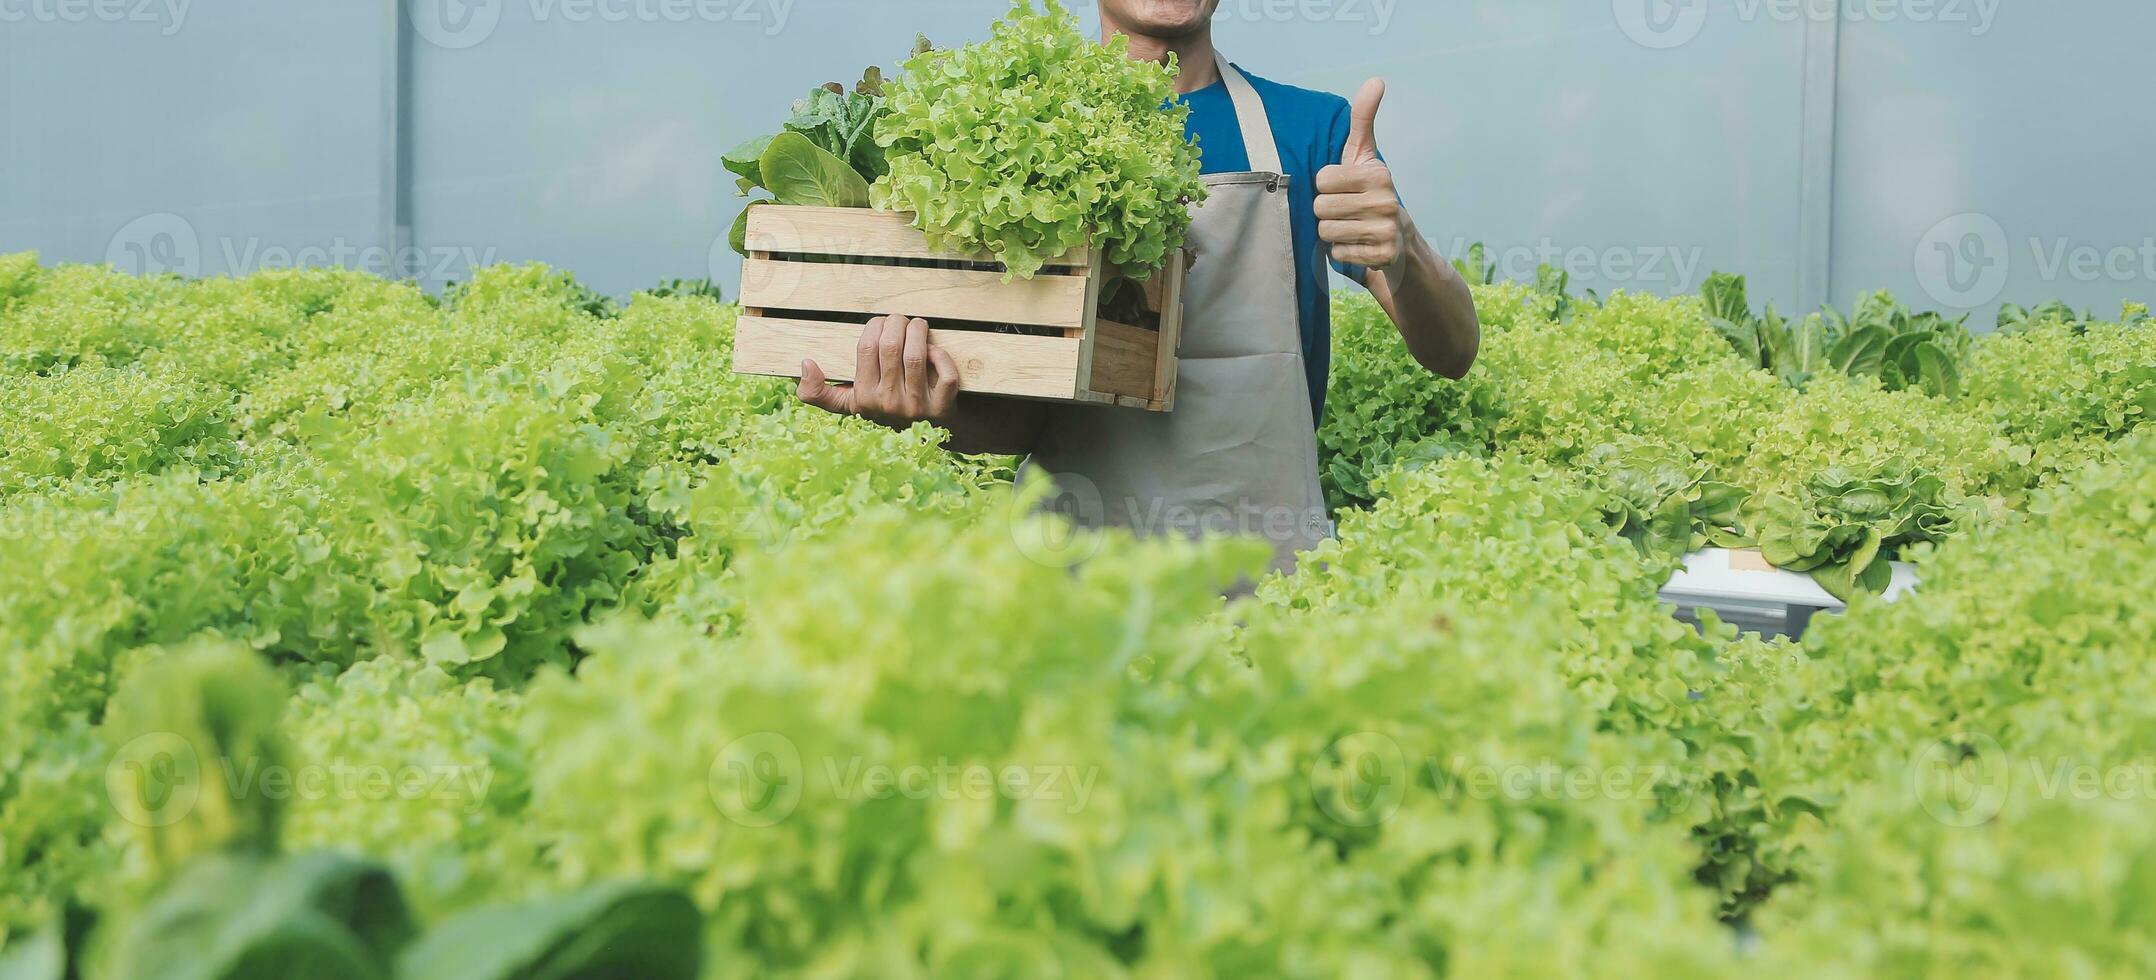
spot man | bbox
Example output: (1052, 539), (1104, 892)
(797, 0), (1479, 570)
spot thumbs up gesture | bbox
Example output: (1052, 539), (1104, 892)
(1316, 78), (1408, 277)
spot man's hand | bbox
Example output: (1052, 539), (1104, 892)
(1316, 78), (1408, 279)
(798, 313), (961, 428)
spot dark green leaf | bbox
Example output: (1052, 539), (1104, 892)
(1827, 325), (1891, 377)
(1908, 341), (1962, 399)
(1700, 272), (1749, 324)
(397, 882), (701, 980)
(729, 199), (770, 257)
(110, 853), (413, 980)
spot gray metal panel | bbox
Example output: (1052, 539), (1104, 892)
(3, 0), (2149, 322)
(1218, 0), (1811, 308)
(0, 1), (387, 278)
(1830, 2), (2156, 328)
(402, 0), (1811, 303)
(405, 0), (1016, 295)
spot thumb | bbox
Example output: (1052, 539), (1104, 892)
(1344, 77), (1386, 164)
(797, 358), (854, 415)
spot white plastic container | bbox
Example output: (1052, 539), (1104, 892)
(1660, 548), (1917, 638)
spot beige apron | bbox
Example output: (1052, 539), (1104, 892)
(1022, 54), (1332, 575)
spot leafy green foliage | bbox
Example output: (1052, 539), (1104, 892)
(3, 251), (2153, 974)
(1961, 311), (2156, 480)
(1702, 274), (1975, 398)
(724, 62), (903, 255)
(1745, 434), (2156, 972)
(1747, 461), (1962, 601)
(873, 0), (1207, 278)
(1703, 272), (1829, 387)
(756, 133), (871, 209)
(1574, 436), (1749, 563)
(1315, 289), (1505, 509)
(100, 644), (290, 876)
(725, 62), (897, 196)
(636, 278), (724, 304)
(1317, 278), (2048, 597)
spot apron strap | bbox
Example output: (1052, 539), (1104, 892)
(1213, 53), (1284, 176)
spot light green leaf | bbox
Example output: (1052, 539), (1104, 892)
(759, 132), (871, 209)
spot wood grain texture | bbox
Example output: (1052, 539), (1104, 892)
(732, 210), (1184, 412)
(744, 206), (1090, 268)
(1087, 320), (1161, 400)
(733, 315), (1081, 400)
(740, 258), (1089, 330)
(1728, 549), (1778, 572)
(1150, 256), (1186, 410)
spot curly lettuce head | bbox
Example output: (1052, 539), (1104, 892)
(872, 0), (1208, 279)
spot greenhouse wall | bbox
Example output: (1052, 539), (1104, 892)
(3, 0), (2150, 325)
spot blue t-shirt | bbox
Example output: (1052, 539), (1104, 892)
(1176, 66), (1363, 424)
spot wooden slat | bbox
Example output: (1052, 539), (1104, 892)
(732, 316), (1080, 400)
(744, 206), (1090, 268)
(1139, 268), (1168, 314)
(1070, 252), (1108, 395)
(1086, 320), (1160, 401)
(740, 258), (1089, 330)
(1149, 254), (1187, 410)
(1138, 248), (1196, 313)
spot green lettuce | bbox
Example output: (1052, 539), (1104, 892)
(872, 0), (1207, 279)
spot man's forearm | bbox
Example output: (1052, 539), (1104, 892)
(1368, 215), (1480, 380)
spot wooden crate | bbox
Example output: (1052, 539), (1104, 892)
(733, 206), (1187, 411)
